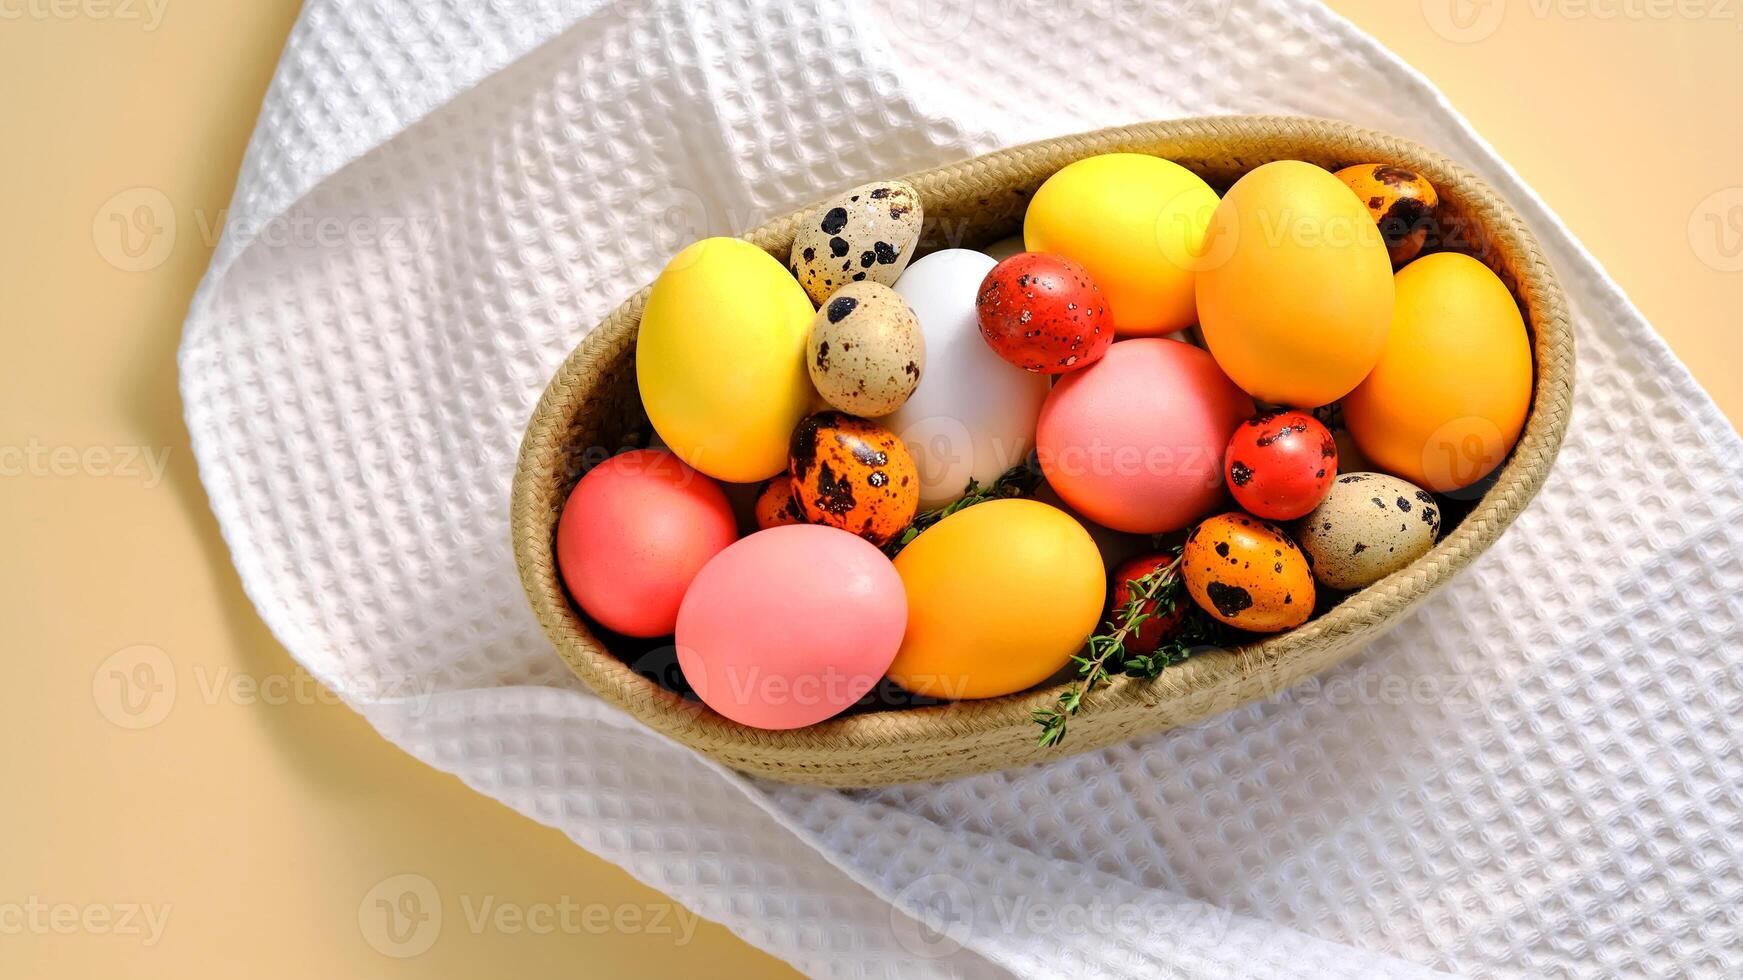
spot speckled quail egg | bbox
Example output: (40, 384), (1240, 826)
(789, 412), (919, 546)
(790, 180), (923, 304)
(1296, 472), (1441, 590)
(806, 281), (925, 417)
(1335, 164), (1440, 267)
(753, 476), (808, 530)
(1182, 512), (1314, 633)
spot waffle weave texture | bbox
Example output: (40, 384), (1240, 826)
(179, 1), (1743, 976)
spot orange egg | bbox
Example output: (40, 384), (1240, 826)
(789, 412), (919, 545)
(753, 477), (808, 530)
(1335, 164), (1439, 266)
(1182, 513), (1314, 633)
(1196, 161), (1396, 408)
(888, 499), (1105, 700)
(1342, 252), (1532, 493)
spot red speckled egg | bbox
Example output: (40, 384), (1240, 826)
(1110, 553), (1187, 656)
(1224, 411), (1338, 520)
(975, 252), (1113, 373)
(556, 448), (739, 637)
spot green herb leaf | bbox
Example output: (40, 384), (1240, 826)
(1033, 544), (1221, 748)
(883, 460), (1041, 558)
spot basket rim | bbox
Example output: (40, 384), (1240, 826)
(510, 114), (1574, 783)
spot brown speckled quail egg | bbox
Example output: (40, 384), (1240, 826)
(790, 180), (922, 304)
(1296, 471), (1441, 591)
(806, 281), (925, 417)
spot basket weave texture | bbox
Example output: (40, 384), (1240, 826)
(511, 116), (1574, 787)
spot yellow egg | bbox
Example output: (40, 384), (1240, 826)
(1195, 161), (1396, 408)
(888, 499), (1105, 700)
(636, 237), (816, 482)
(1024, 153), (1220, 337)
(1343, 252), (1532, 493)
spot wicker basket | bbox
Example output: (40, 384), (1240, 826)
(511, 116), (1573, 787)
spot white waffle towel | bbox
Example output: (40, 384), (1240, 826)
(180, 1), (1743, 975)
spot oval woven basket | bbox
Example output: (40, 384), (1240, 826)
(512, 116), (1573, 788)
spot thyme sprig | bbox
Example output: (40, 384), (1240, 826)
(1033, 547), (1220, 748)
(884, 461), (1041, 557)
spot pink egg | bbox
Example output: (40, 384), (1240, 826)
(675, 524), (907, 730)
(556, 448), (738, 638)
(1037, 338), (1255, 533)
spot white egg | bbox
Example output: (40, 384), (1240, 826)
(883, 249), (1050, 508)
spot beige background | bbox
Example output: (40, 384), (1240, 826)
(1, 1), (1737, 976)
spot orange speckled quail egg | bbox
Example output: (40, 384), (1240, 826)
(1335, 164), (1440, 267)
(753, 476), (808, 530)
(1182, 512), (1314, 633)
(789, 412), (919, 546)
(807, 281), (925, 417)
(790, 180), (923, 304)
(1296, 472), (1440, 591)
